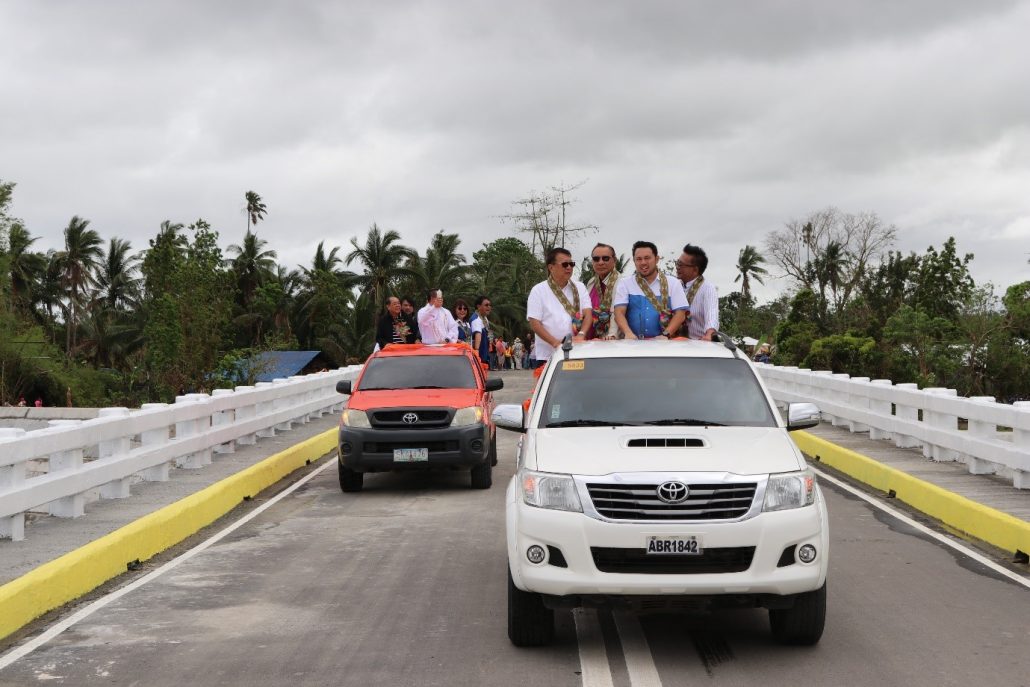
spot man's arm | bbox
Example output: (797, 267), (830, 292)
(700, 283), (719, 341)
(445, 310), (459, 342)
(614, 305), (637, 340)
(665, 309), (686, 338)
(529, 318), (559, 349)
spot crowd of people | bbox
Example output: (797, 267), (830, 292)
(373, 240), (727, 370)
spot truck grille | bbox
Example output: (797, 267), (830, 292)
(370, 409), (451, 428)
(591, 546), (755, 574)
(586, 482), (757, 521)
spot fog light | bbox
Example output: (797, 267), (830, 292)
(798, 544), (817, 563)
(341, 441), (353, 455)
(470, 439), (484, 452)
(526, 545), (546, 564)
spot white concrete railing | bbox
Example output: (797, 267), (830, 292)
(756, 364), (1030, 489)
(0, 367), (360, 541)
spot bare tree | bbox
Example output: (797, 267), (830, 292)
(765, 207), (896, 311)
(500, 181), (597, 260)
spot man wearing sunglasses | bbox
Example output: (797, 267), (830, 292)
(527, 247), (593, 367)
(585, 242), (621, 340)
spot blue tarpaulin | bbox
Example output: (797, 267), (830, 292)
(250, 351), (323, 382)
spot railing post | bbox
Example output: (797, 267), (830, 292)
(98, 407), (133, 499)
(0, 428), (28, 540)
(175, 394), (212, 469)
(45, 420), (86, 518)
(868, 380), (893, 441)
(254, 382), (276, 438)
(139, 403), (171, 481)
(847, 377), (871, 433)
(923, 388), (958, 461)
(810, 371), (833, 422)
(1012, 401), (1030, 488)
(234, 386), (258, 445)
(272, 378), (294, 432)
(211, 389), (236, 454)
(829, 373), (851, 427)
(893, 383), (921, 448)
(963, 397), (998, 475)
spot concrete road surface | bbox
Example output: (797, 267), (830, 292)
(1, 370), (1028, 686)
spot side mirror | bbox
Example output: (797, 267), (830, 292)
(485, 378), (504, 392)
(492, 404), (525, 433)
(336, 380), (352, 395)
(786, 402), (820, 431)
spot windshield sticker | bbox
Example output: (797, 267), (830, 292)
(562, 360), (585, 371)
(550, 404), (561, 420)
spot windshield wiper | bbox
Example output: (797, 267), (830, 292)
(545, 419), (638, 428)
(408, 385), (447, 389)
(644, 418), (726, 426)
(357, 386), (395, 391)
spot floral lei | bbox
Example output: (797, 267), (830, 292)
(547, 276), (583, 333)
(634, 270), (672, 329)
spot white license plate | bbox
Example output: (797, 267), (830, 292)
(393, 448), (429, 462)
(645, 535), (703, 555)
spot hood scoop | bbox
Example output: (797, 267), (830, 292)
(626, 437), (705, 448)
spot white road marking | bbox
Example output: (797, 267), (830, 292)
(811, 465), (1030, 590)
(574, 608), (614, 687)
(613, 612), (663, 687)
(0, 458), (337, 671)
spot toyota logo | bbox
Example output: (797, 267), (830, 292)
(402, 412), (419, 424)
(656, 481), (689, 504)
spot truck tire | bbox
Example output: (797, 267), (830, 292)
(470, 460), (492, 489)
(507, 567), (554, 646)
(769, 582), (826, 645)
(338, 463), (363, 492)
(489, 434), (498, 466)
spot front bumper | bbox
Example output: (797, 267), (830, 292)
(506, 478), (829, 601)
(338, 424), (491, 472)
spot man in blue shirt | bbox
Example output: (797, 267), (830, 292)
(613, 241), (688, 339)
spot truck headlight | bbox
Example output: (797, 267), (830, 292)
(452, 406), (483, 427)
(519, 469), (582, 512)
(341, 409), (371, 428)
(763, 470), (816, 511)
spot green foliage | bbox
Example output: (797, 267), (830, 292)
(881, 305), (958, 388)
(910, 237), (974, 321)
(471, 237), (543, 339)
(802, 334), (881, 377)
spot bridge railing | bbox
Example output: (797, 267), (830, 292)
(0, 367), (361, 541)
(756, 364), (1030, 488)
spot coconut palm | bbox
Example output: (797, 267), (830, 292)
(404, 231), (473, 297)
(734, 245), (769, 304)
(244, 191), (267, 231)
(95, 238), (140, 311)
(57, 216), (104, 352)
(345, 223), (416, 309)
(227, 229), (278, 308)
(5, 223), (44, 313)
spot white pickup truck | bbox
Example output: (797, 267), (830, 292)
(493, 338), (828, 646)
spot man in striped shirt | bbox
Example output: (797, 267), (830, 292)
(675, 244), (719, 341)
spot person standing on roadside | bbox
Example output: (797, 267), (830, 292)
(614, 241), (687, 340)
(585, 242), (621, 339)
(417, 288), (458, 344)
(675, 244), (719, 341)
(496, 338), (507, 369)
(470, 295), (493, 367)
(527, 247), (593, 367)
(511, 338), (524, 370)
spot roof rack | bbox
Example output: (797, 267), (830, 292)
(714, 331), (741, 359)
(561, 334), (573, 361)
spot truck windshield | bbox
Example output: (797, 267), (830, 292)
(538, 357), (777, 428)
(358, 355), (477, 391)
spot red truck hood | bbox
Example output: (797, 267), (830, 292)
(347, 388), (482, 411)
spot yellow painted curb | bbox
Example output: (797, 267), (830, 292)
(0, 428), (337, 643)
(794, 431), (1030, 556)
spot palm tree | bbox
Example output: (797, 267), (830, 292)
(244, 191), (267, 232)
(404, 231), (473, 297)
(227, 229), (278, 308)
(95, 238), (140, 311)
(5, 223), (44, 313)
(734, 245), (769, 304)
(345, 223), (416, 309)
(58, 216), (104, 353)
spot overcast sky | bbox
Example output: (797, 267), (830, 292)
(3, 0), (1030, 302)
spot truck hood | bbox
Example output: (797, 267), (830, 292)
(530, 427), (804, 476)
(348, 388), (481, 411)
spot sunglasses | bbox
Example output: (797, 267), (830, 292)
(555, 261), (576, 269)
(591, 255), (612, 263)
(676, 261), (697, 268)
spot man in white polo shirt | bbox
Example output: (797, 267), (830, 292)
(614, 241), (688, 340)
(527, 247), (593, 367)
(417, 288), (459, 344)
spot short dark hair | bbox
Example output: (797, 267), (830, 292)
(682, 244), (708, 274)
(632, 241), (658, 258)
(401, 295), (415, 307)
(591, 242), (616, 258)
(546, 247), (572, 265)
(426, 288), (441, 302)
(474, 294), (490, 307)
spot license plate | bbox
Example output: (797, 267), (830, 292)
(393, 448), (429, 462)
(645, 535), (703, 555)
